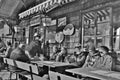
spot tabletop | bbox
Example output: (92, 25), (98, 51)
(31, 61), (77, 68)
(66, 68), (120, 80)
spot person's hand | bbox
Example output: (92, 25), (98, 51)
(30, 56), (41, 61)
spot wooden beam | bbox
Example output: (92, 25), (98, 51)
(109, 7), (113, 51)
(19, 0), (26, 8)
(81, 0), (120, 14)
(0, 15), (17, 22)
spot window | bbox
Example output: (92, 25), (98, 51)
(83, 9), (110, 48)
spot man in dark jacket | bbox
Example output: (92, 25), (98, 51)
(10, 43), (30, 63)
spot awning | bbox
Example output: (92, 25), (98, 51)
(84, 8), (110, 23)
(19, 0), (75, 19)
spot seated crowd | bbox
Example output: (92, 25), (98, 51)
(51, 45), (115, 71)
(0, 34), (119, 80)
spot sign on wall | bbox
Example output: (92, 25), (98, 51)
(42, 17), (51, 26)
(63, 24), (75, 35)
(30, 17), (40, 26)
(51, 19), (56, 26)
(58, 17), (67, 27)
(55, 32), (64, 43)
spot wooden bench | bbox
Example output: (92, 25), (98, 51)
(3, 58), (46, 80)
(49, 71), (81, 80)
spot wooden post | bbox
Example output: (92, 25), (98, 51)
(94, 12), (98, 48)
(109, 7), (113, 51)
(26, 16), (32, 43)
(81, 14), (84, 49)
(12, 32), (15, 44)
(79, 11), (82, 44)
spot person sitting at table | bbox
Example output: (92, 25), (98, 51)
(0, 41), (10, 71)
(10, 43), (30, 63)
(64, 43), (89, 67)
(64, 52), (77, 63)
(93, 46), (113, 71)
(76, 48), (89, 67)
(82, 46), (100, 68)
(56, 47), (67, 62)
(25, 33), (43, 60)
(50, 45), (60, 61)
(64, 43), (81, 63)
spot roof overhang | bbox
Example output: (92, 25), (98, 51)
(19, 0), (76, 19)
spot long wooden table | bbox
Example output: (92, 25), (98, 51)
(31, 61), (77, 68)
(66, 68), (120, 80)
(31, 61), (79, 80)
(31, 61), (78, 74)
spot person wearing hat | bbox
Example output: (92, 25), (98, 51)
(82, 46), (100, 68)
(93, 46), (114, 71)
(75, 43), (89, 67)
(64, 43), (88, 67)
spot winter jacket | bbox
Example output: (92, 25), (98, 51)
(26, 40), (42, 58)
(94, 54), (113, 71)
(9, 47), (30, 71)
(10, 47), (30, 62)
(83, 53), (100, 68)
(76, 51), (89, 67)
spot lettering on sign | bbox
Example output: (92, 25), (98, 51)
(51, 20), (56, 26)
(58, 17), (67, 27)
